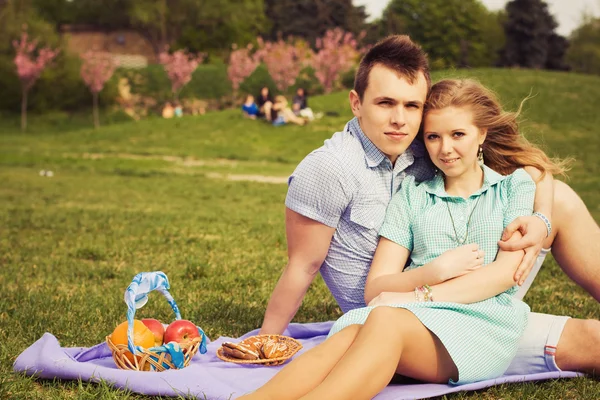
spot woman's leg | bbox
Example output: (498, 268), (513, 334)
(238, 324), (361, 400)
(300, 307), (458, 400)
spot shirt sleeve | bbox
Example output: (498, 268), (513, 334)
(285, 150), (351, 228)
(502, 168), (536, 228)
(378, 176), (416, 251)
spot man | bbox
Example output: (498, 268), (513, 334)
(259, 35), (600, 375)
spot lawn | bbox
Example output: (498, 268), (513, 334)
(1, 68), (599, 399)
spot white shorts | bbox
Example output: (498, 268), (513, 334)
(506, 248), (570, 374)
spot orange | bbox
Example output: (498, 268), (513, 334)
(110, 319), (155, 365)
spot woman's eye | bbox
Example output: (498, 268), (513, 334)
(453, 131), (465, 137)
(426, 134), (439, 140)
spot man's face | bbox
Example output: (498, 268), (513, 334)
(349, 65), (428, 164)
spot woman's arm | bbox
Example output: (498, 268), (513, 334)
(364, 238), (484, 304)
(369, 231), (525, 306)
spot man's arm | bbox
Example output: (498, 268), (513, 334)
(259, 208), (335, 334)
(499, 167), (553, 284)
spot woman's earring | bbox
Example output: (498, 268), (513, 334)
(477, 145), (484, 166)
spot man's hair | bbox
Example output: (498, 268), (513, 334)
(354, 35), (430, 101)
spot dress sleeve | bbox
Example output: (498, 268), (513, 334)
(285, 150), (351, 228)
(502, 168), (536, 228)
(378, 176), (416, 251)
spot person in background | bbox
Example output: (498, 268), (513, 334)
(292, 87), (316, 121)
(242, 94), (259, 119)
(272, 95), (306, 126)
(174, 101), (183, 118)
(256, 86), (275, 121)
(162, 102), (174, 119)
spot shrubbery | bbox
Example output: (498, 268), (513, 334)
(0, 59), (337, 114)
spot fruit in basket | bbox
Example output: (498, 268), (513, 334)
(141, 318), (165, 347)
(110, 319), (155, 364)
(164, 319), (201, 346)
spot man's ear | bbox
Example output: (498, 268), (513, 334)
(349, 90), (361, 118)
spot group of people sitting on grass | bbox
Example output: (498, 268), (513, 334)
(242, 86), (320, 126)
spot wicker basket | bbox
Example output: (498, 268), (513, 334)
(216, 334), (302, 366)
(107, 334), (201, 371)
(106, 271), (207, 372)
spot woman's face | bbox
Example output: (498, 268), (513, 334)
(423, 106), (486, 179)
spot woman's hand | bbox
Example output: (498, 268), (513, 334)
(428, 244), (485, 282)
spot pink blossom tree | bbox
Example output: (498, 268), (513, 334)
(13, 30), (59, 132)
(80, 51), (119, 129)
(158, 49), (205, 101)
(312, 29), (364, 93)
(227, 43), (260, 99)
(255, 38), (305, 93)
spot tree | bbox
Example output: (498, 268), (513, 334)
(159, 49), (204, 100)
(80, 51), (118, 128)
(255, 38), (305, 93)
(263, 0), (367, 46)
(567, 14), (600, 75)
(128, 0), (267, 57)
(12, 29), (59, 131)
(227, 44), (260, 98)
(499, 0), (568, 70)
(379, 0), (490, 68)
(312, 28), (363, 93)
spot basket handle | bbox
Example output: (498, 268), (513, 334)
(123, 271), (200, 359)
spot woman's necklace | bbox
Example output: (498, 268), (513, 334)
(445, 196), (481, 245)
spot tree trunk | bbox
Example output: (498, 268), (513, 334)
(93, 91), (100, 129)
(21, 87), (27, 133)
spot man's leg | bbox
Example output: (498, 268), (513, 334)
(555, 319), (600, 374)
(548, 180), (600, 301)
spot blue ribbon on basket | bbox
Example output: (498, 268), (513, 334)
(124, 271), (208, 369)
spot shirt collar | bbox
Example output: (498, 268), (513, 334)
(347, 117), (422, 169)
(423, 164), (507, 198)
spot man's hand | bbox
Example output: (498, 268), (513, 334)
(428, 244), (485, 282)
(498, 216), (547, 285)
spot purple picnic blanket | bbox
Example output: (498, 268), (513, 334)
(14, 321), (581, 400)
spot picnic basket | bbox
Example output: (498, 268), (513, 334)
(106, 271), (208, 371)
(216, 334), (302, 366)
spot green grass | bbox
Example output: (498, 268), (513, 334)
(1, 68), (599, 399)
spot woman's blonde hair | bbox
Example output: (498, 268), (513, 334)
(424, 79), (571, 179)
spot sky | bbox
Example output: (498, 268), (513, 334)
(353, 0), (600, 36)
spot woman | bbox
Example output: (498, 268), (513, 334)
(239, 79), (570, 400)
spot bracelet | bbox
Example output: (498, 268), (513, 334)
(414, 287), (424, 302)
(415, 285), (434, 302)
(532, 212), (552, 238)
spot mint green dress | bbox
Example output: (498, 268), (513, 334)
(328, 166), (535, 384)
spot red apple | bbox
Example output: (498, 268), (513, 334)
(141, 318), (165, 347)
(164, 319), (200, 346)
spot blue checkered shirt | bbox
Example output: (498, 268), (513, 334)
(285, 117), (435, 312)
